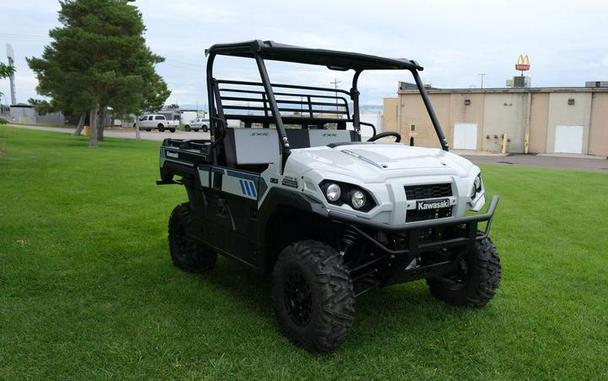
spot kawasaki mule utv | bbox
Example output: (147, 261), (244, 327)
(158, 40), (501, 352)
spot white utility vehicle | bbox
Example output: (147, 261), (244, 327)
(134, 114), (179, 132)
(184, 117), (210, 132)
(157, 40), (502, 353)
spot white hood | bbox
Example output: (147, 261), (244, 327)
(286, 143), (476, 182)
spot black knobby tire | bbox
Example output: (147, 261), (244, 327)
(158, 124), (165, 132)
(426, 236), (501, 307)
(184, 125), (191, 131)
(272, 240), (355, 352)
(168, 203), (216, 273)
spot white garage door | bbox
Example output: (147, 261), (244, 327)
(453, 123), (477, 150)
(554, 125), (583, 154)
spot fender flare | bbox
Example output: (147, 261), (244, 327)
(255, 187), (328, 270)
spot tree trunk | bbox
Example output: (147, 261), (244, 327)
(73, 113), (86, 136)
(97, 108), (107, 141)
(89, 106), (98, 147)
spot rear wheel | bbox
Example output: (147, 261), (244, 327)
(169, 128), (176, 133)
(426, 236), (501, 307)
(202, 125), (209, 132)
(145, 128), (151, 132)
(168, 203), (216, 273)
(184, 125), (191, 131)
(272, 240), (355, 352)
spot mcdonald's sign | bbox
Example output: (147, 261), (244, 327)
(515, 54), (530, 71)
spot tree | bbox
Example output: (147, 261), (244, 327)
(0, 63), (15, 104)
(0, 62), (14, 79)
(28, 0), (170, 146)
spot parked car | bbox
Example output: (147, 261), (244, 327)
(133, 114), (179, 132)
(184, 117), (210, 132)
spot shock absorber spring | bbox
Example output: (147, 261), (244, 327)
(340, 228), (359, 256)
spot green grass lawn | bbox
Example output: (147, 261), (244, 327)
(1, 126), (607, 380)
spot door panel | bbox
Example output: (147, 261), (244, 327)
(454, 123), (477, 150)
(554, 125), (583, 154)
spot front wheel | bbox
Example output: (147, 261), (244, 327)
(184, 125), (191, 131)
(272, 240), (355, 352)
(202, 125), (209, 133)
(426, 236), (501, 307)
(168, 203), (216, 273)
(158, 124), (165, 132)
(169, 128), (176, 133)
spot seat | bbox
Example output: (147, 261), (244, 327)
(308, 129), (360, 147)
(223, 128), (280, 168)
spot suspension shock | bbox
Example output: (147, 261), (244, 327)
(340, 228), (359, 256)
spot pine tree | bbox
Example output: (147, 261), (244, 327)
(28, 0), (170, 146)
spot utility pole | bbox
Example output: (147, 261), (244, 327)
(478, 73), (487, 89)
(330, 79), (341, 118)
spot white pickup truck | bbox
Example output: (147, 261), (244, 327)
(134, 114), (179, 132)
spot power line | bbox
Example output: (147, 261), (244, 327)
(330, 78), (341, 116)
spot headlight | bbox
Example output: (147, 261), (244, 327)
(320, 180), (376, 211)
(350, 190), (366, 209)
(325, 183), (341, 202)
(471, 174), (483, 198)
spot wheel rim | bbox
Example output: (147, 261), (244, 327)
(441, 256), (469, 290)
(284, 269), (312, 326)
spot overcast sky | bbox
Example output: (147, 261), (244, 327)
(1, 0), (607, 107)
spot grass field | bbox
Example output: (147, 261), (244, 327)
(1, 126), (607, 380)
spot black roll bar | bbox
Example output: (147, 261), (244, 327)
(205, 42), (451, 169)
(253, 54), (291, 166)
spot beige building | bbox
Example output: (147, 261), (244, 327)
(383, 85), (608, 157)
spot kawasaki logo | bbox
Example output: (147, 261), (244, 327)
(417, 198), (450, 210)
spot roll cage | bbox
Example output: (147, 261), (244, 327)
(204, 40), (449, 171)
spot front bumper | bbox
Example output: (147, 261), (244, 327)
(327, 195), (500, 288)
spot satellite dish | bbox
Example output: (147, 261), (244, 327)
(6, 44), (15, 60)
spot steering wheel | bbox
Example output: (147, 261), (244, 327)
(367, 131), (401, 143)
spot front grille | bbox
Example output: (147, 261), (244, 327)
(406, 207), (452, 222)
(405, 183), (452, 200)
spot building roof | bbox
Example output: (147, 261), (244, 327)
(398, 86), (608, 95)
(206, 40), (422, 71)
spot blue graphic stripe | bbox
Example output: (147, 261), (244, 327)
(247, 181), (257, 198)
(239, 180), (248, 196)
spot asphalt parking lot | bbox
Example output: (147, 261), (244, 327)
(8, 125), (210, 141)
(7, 125), (608, 172)
(464, 154), (608, 172)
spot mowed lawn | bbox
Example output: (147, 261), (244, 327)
(1, 126), (607, 380)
